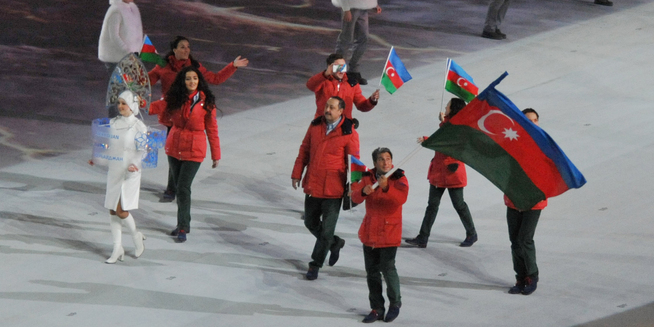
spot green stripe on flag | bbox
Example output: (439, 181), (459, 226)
(351, 171), (363, 183)
(381, 74), (398, 94)
(422, 124), (545, 210)
(140, 53), (167, 67)
(445, 80), (475, 102)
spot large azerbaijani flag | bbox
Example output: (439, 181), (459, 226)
(422, 72), (586, 211)
(380, 47), (412, 94)
(140, 35), (167, 67)
(444, 58), (478, 102)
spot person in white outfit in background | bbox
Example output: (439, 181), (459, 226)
(98, 0), (143, 68)
(332, 0), (382, 85)
(89, 90), (147, 264)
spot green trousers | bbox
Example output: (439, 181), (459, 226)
(417, 185), (476, 243)
(168, 156), (201, 232)
(507, 207), (541, 279)
(363, 245), (401, 310)
(304, 195), (342, 268)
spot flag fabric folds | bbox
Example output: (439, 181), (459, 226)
(380, 47), (412, 94)
(444, 58), (478, 102)
(139, 35), (167, 67)
(422, 72), (586, 211)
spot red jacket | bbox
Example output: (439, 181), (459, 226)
(504, 195), (548, 211)
(427, 151), (467, 188)
(153, 91), (220, 162)
(292, 116), (360, 199)
(352, 168), (409, 248)
(425, 121), (468, 188)
(306, 71), (376, 119)
(148, 55), (238, 95)
(148, 98), (172, 127)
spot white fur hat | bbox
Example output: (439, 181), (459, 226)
(118, 90), (140, 116)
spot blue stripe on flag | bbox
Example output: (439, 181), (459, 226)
(389, 48), (412, 83)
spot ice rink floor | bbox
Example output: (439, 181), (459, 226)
(1, 1), (654, 326)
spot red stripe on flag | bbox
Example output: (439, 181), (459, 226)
(351, 164), (367, 172)
(141, 44), (157, 54)
(447, 71), (478, 96)
(385, 61), (405, 89)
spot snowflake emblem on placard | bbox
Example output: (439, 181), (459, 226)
(135, 132), (148, 151)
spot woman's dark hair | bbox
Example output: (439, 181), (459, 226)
(165, 35), (200, 68)
(165, 66), (216, 113)
(448, 98), (467, 117)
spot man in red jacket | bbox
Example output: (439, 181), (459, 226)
(352, 147), (408, 323)
(306, 53), (380, 123)
(505, 108), (547, 296)
(292, 96), (360, 281)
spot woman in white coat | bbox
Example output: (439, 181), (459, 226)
(90, 90), (147, 263)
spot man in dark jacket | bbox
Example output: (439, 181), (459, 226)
(292, 96), (360, 280)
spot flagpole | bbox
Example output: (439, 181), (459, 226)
(370, 144), (423, 190)
(347, 155), (353, 209)
(440, 58), (451, 114)
(140, 34), (148, 55)
(378, 46), (394, 88)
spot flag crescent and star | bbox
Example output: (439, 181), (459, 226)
(477, 110), (520, 140)
(386, 67), (396, 78)
(422, 72), (587, 210)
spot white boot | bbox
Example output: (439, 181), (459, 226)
(123, 213), (145, 258)
(106, 215), (124, 264)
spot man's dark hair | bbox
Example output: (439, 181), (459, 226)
(449, 98), (467, 117)
(326, 53), (345, 66)
(522, 108), (539, 119)
(372, 147), (393, 162)
(329, 96), (345, 110)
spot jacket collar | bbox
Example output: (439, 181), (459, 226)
(311, 115), (353, 135)
(168, 55), (189, 72)
(364, 167), (405, 180)
(325, 71), (359, 87)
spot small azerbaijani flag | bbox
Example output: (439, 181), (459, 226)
(349, 155), (368, 183)
(444, 58), (478, 102)
(140, 35), (167, 67)
(344, 154), (367, 210)
(380, 47), (412, 94)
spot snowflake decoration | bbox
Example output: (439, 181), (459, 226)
(135, 132), (149, 151)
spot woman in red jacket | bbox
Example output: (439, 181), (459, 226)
(149, 35), (248, 201)
(406, 98), (478, 248)
(149, 35), (249, 96)
(153, 66), (221, 242)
